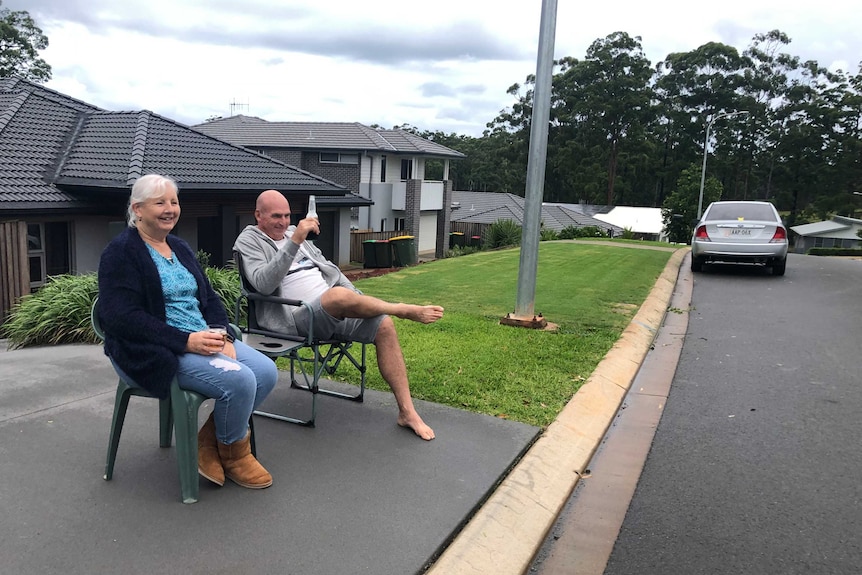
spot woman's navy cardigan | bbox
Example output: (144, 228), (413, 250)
(97, 227), (230, 399)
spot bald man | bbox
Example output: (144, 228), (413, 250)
(233, 190), (443, 440)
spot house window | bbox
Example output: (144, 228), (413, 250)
(395, 218), (406, 231)
(27, 223), (46, 289)
(380, 156), (387, 182)
(401, 158), (413, 180)
(380, 218), (387, 231)
(320, 152), (359, 164)
(27, 222), (71, 290)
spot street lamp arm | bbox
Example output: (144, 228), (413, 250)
(696, 110), (750, 219)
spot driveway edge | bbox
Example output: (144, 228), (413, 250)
(425, 247), (688, 575)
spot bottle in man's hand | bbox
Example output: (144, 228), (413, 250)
(306, 195), (318, 240)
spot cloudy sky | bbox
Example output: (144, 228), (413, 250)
(6, 0), (861, 136)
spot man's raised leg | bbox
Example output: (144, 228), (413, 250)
(321, 287), (443, 324)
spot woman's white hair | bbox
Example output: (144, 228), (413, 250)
(127, 174), (179, 227)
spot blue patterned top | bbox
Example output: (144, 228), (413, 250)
(146, 244), (208, 333)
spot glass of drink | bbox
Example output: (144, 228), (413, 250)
(207, 324), (228, 350)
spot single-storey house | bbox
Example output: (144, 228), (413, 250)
(0, 77), (369, 321)
(192, 115), (465, 258)
(790, 215), (862, 253)
(452, 192), (622, 235)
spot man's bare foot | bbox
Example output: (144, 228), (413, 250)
(400, 304), (444, 324)
(398, 412), (435, 440)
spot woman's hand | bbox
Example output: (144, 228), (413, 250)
(222, 340), (237, 360)
(187, 331), (226, 356)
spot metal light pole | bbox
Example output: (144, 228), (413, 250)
(502, 0), (557, 329)
(697, 110), (749, 219)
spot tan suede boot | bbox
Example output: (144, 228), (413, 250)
(217, 431), (272, 489)
(197, 413), (224, 486)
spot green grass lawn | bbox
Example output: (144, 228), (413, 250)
(320, 241), (675, 428)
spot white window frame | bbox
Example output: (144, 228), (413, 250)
(27, 223), (46, 289)
(320, 152), (359, 165)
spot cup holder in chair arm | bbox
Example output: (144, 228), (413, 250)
(243, 332), (305, 354)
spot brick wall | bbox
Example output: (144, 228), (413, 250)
(249, 148), (360, 193)
(301, 153), (361, 193)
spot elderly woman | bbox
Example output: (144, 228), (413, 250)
(97, 174), (277, 490)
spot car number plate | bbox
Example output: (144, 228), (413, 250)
(728, 229), (752, 236)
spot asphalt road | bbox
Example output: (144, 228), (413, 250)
(532, 253), (862, 575)
(605, 253), (862, 574)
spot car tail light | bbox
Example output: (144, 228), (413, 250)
(694, 225), (710, 241)
(770, 227), (787, 242)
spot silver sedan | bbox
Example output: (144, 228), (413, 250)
(691, 201), (789, 275)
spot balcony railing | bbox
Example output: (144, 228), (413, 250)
(391, 181), (444, 211)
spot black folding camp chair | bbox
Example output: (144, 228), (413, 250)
(233, 251), (367, 427)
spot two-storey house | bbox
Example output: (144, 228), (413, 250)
(192, 116), (465, 260)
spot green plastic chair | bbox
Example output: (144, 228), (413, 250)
(91, 298), (254, 504)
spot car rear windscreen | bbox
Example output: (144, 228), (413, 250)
(706, 204), (777, 221)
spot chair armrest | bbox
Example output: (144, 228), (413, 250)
(236, 291), (316, 346)
(245, 292), (304, 307)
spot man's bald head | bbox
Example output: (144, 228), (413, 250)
(255, 190), (292, 240)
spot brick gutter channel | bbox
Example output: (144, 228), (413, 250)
(425, 247), (689, 575)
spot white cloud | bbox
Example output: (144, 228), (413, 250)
(6, 0), (862, 136)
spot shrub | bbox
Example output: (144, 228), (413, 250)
(558, 225), (604, 239)
(558, 225), (579, 240)
(540, 227), (558, 241)
(206, 267), (244, 322)
(447, 245), (480, 258)
(621, 227), (636, 240)
(807, 247), (862, 256)
(484, 219), (522, 249)
(1, 273), (100, 348)
(2, 267), (243, 349)
(196, 249), (211, 269)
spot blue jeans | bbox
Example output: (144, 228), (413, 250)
(175, 340), (277, 444)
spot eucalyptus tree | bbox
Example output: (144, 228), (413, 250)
(653, 42), (750, 203)
(0, 1), (51, 82)
(738, 31), (801, 203)
(766, 60), (853, 222)
(483, 79), (537, 195)
(842, 65), (862, 195)
(551, 32), (653, 206)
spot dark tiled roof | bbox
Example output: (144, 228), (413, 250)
(193, 115), (466, 158)
(544, 201), (613, 217)
(317, 192), (373, 207)
(452, 191), (524, 219)
(0, 78), (350, 213)
(543, 204), (622, 232)
(451, 191), (621, 232)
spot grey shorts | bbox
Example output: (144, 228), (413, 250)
(292, 296), (384, 344)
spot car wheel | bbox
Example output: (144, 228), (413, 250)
(691, 257), (703, 272)
(772, 258), (786, 276)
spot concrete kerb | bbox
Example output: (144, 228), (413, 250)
(426, 247), (688, 575)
